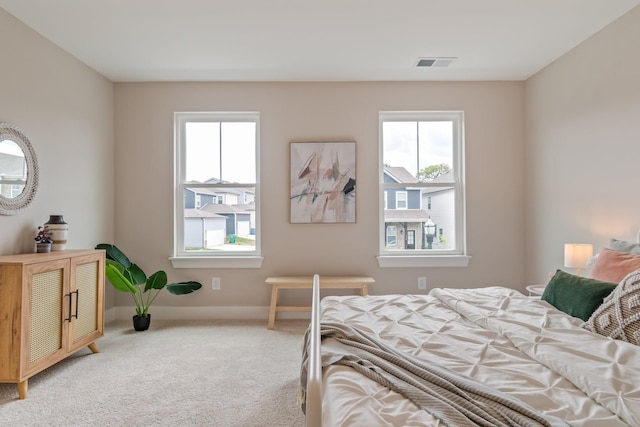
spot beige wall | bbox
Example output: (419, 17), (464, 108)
(114, 81), (525, 312)
(524, 6), (640, 283)
(23, 1), (640, 317)
(0, 10), (115, 305)
(6, 2), (637, 318)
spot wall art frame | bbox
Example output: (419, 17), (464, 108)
(290, 141), (356, 224)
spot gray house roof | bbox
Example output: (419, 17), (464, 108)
(184, 209), (225, 218)
(234, 203), (255, 212)
(420, 170), (454, 195)
(431, 170), (454, 183)
(200, 203), (250, 214)
(384, 166), (417, 184)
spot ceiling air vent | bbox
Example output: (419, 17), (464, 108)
(416, 57), (456, 68)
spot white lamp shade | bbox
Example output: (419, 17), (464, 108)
(564, 243), (594, 268)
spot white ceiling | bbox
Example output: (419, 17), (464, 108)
(1, 0), (638, 82)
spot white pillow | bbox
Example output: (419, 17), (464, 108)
(609, 238), (640, 255)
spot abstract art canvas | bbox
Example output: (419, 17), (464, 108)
(290, 141), (356, 223)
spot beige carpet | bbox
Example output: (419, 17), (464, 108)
(0, 319), (308, 426)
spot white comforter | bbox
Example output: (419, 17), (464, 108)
(319, 287), (640, 426)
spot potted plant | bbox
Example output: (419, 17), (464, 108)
(96, 243), (202, 331)
(35, 226), (54, 253)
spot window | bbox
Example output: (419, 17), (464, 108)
(10, 184), (21, 198)
(396, 191), (408, 209)
(386, 225), (397, 246)
(171, 112), (262, 268)
(378, 111), (468, 267)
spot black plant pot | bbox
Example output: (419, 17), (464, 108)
(133, 314), (151, 331)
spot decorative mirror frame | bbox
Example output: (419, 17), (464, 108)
(0, 123), (39, 215)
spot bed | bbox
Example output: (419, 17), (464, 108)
(300, 237), (640, 426)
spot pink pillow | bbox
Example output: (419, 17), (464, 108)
(591, 248), (640, 283)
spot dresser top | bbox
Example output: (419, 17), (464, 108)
(0, 249), (104, 264)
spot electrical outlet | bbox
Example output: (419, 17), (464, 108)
(212, 277), (221, 290)
(418, 277), (427, 290)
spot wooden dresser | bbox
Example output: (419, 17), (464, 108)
(0, 249), (105, 399)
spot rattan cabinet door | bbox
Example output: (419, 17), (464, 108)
(68, 252), (105, 351)
(23, 259), (68, 377)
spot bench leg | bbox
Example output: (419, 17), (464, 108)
(268, 285), (279, 329)
(360, 284), (368, 296)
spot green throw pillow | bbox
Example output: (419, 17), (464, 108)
(541, 270), (617, 321)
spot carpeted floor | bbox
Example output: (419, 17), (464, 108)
(0, 319), (308, 426)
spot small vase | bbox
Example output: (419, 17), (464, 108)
(133, 314), (151, 331)
(45, 215), (68, 251)
(36, 242), (51, 253)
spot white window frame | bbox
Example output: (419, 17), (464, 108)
(170, 111), (263, 269)
(386, 225), (397, 246)
(396, 191), (408, 209)
(377, 111), (470, 268)
(10, 184), (21, 198)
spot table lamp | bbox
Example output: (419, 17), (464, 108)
(564, 243), (594, 276)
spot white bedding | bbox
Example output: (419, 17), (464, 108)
(318, 287), (640, 426)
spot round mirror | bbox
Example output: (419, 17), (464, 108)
(0, 123), (39, 215)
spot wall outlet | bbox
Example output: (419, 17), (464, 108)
(418, 276), (427, 290)
(212, 277), (221, 290)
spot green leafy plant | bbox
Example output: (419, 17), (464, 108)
(96, 243), (202, 317)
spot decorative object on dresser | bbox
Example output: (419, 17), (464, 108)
(96, 243), (202, 331)
(0, 249), (105, 399)
(564, 243), (593, 276)
(44, 214), (69, 251)
(34, 225), (53, 253)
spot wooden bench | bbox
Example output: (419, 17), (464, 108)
(264, 276), (374, 329)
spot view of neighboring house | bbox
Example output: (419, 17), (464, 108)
(183, 181), (255, 249)
(383, 166), (430, 250)
(384, 166), (453, 250)
(421, 170), (455, 249)
(0, 150), (26, 199)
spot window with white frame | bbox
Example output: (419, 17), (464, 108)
(172, 112), (261, 268)
(10, 184), (21, 198)
(396, 191), (408, 209)
(378, 111), (468, 267)
(386, 225), (397, 246)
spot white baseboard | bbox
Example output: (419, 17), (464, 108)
(104, 306), (311, 323)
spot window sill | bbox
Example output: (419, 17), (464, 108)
(169, 256), (264, 269)
(376, 255), (471, 268)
